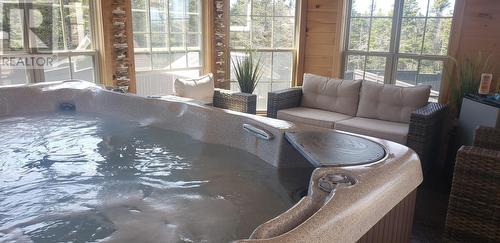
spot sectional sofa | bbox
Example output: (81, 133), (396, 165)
(267, 73), (448, 173)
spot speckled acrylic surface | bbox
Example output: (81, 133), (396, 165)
(0, 81), (423, 243)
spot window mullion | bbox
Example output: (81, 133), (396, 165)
(365, 0), (375, 53)
(59, 0), (68, 51)
(184, 0), (188, 67)
(414, 0), (431, 85)
(148, 0), (153, 71)
(249, 0), (253, 49)
(271, 2), (275, 50)
(415, 58), (422, 85)
(342, 0), (353, 78)
(270, 1), (276, 85)
(89, 0), (99, 83)
(388, 0), (404, 84)
(68, 55), (74, 79)
(20, 2), (35, 83)
(21, 2), (30, 54)
(166, 0), (171, 70)
(419, 0), (431, 55)
(362, 0), (376, 81)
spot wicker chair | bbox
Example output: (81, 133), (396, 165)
(444, 126), (500, 242)
(267, 87), (448, 173)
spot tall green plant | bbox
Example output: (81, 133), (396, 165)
(446, 52), (493, 115)
(231, 49), (263, 94)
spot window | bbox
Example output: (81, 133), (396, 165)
(132, 0), (203, 78)
(0, 0), (98, 85)
(344, 0), (455, 100)
(230, 0), (297, 110)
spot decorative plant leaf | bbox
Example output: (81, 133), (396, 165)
(231, 48), (263, 94)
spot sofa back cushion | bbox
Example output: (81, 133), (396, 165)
(300, 73), (362, 116)
(174, 73), (214, 103)
(356, 81), (431, 123)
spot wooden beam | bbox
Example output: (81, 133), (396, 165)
(95, 0), (136, 93)
(95, 0), (113, 87)
(210, 0), (230, 89)
(295, 0), (308, 86)
(203, 0), (215, 76)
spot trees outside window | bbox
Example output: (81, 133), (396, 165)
(132, 0), (202, 78)
(344, 0), (455, 101)
(229, 0), (297, 110)
(0, 0), (97, 85)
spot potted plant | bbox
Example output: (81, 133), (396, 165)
(231, 49), (263, 94)
(446, 52), (493, 116)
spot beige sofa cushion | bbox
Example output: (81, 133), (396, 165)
(300, 73), (362, 116)
(174, 73), (214, 103)
(356, 81), (430, 123)
(277, 107), (352, 129)
(335, 117), (409, 145)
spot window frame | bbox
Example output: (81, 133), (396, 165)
(229, 0), (299, 110)
(131, 0), (204, 75)
(0, 0), (99, 84)
(342, 0), (454, 99)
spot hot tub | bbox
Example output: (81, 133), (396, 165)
(0, 80), (422, 242)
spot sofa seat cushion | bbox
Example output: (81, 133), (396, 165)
(356, 81), (430, 123)
(277, 107), (352, 129)
(334, 117), (409, 145)
(301, 73), (362, 116)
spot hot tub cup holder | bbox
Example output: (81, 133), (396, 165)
(318, 173), (357, 193)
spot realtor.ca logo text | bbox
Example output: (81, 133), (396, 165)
(1, 55), (57, 68)
(1, 1), (57, 68)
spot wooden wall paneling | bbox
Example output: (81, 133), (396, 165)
(301, 0), (345, 83)
(441, 0), (500, 103)
(458, 0), (500, 80)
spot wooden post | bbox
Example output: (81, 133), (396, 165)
(295, 0), (308, 86)
(203, 0), (215, 76)
(95, 0), (136, 93)
(203, 0), (230, 89)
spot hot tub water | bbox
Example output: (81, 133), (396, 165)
(0, 113), (311, 243)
